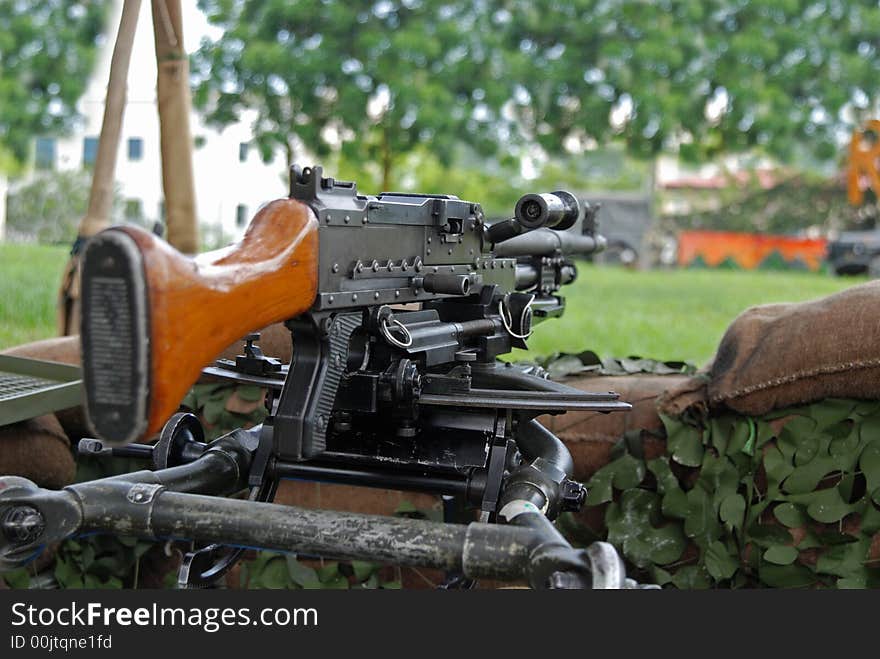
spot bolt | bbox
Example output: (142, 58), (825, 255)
(374, 292), (380, 299)
(1, 506), (45, 544)
(560, 480), (587, 512)
(352, 294), (358, 302)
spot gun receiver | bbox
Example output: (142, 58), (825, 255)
(3, 165), (653, 589)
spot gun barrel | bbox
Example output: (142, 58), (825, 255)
(514, 263), (577, 290)
(494, 228), (606, 258)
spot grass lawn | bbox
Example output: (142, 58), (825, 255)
(0, 243), (867, 365)
(519, 264), (866, 367)
(0, 243), (69, 348)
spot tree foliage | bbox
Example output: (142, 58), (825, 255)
(193, 1), (880, 186)
(193, 0), (510, 189)
(507, 0), (880, 163)
(6, 170), (123, 244)
(670, 174), (870, 234)
(0, 1), (107, 170)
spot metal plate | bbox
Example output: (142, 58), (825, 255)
(0, 355), (82, 427)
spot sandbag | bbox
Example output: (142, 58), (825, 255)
(541, 374), (689, 481)
(707, 280), (880, 416)
(0, 414), (76, 489)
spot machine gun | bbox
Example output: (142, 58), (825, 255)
(0, 166), (650, 589)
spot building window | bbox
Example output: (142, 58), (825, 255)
(236, 204), (248, 227)
(238, 142), (249, 162)
(128, 137), (143, 161)
(35, 137), (56, 170)
(125, 199), (143, 221)
(82, 137), (99, 167)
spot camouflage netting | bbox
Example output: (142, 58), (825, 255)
(568, 397), (880, 588)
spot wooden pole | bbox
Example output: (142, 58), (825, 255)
(152, 0), (198, 253)
(58, 0), (142, 335)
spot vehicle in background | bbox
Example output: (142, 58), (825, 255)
(827, 230), (880, 276)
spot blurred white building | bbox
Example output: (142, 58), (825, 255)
(2, 1), (289, 244)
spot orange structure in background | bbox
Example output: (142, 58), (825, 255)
(678, 230), (828, 271)
(848, 119), (880, 207)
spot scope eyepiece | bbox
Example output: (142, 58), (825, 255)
(514, 191), (581, 231)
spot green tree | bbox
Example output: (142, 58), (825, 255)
(193, 0), (510, 190)
(501, 0), (880, 163)
(194, 1), (880, 191)
(671, 173), (868, 234)
(6, 170), (124, 244)
(0, 1), (108, 170)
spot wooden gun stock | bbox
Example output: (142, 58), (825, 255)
(81, 199), (319, 444)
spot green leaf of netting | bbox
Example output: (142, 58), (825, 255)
(605, 489), (686, 568)
(747, 523), (793, 548)
(585, 454), (646, 505)
(286, 556), (322, 589)
(759, 564), (815, 588)
(773, 502), (807, 528)
(704, 540), (739, 580)
(763, 545), (798, 565)
(719, 493), (746, 531)
(670, 565), (711, 589)
(860, 441), (880, 504)
(790, 488), (854, 523)
(647, 457), (689, 519)
(661, 414), (704, 467)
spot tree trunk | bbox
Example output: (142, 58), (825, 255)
(57, 0), (141, 335)
(152, 0), (198, 254)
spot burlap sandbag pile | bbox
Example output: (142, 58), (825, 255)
(661, 279), (880, 419)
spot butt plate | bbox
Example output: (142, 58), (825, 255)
(80, 231), (150, 444)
